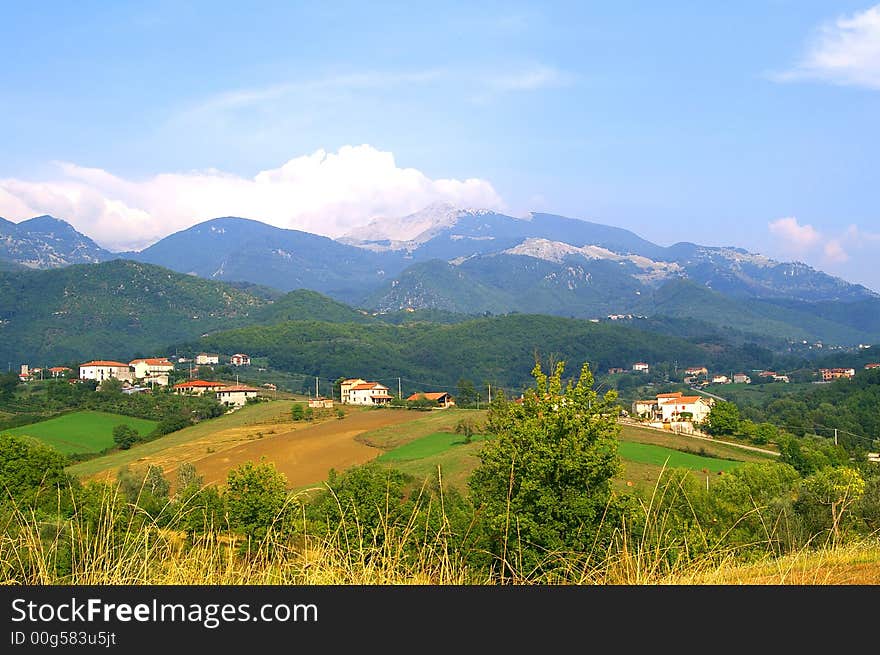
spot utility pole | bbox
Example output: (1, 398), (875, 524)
(316, 376), (319, 399)
(834, 428), (838, 446)
(398, 377), (402, 399)
(488, 383), (492, 404)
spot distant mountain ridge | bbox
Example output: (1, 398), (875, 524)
(0, 214), (115, 268)
(1, 207), (877, 345)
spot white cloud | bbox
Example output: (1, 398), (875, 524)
(768, 216), (822, 252)
(488, 65), (575, 91)
(0, 145), (504, 251)
(768, 217), (880, 271)
(775, 4), (880, 89)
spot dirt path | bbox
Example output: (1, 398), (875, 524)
(114, 409), (420, 489)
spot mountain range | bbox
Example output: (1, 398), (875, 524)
(1, 205), (877, 346)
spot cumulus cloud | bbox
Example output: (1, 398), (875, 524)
(774, 4), (880, 89)
(0, 145), (504, 251)
(768, 217), (880, 268)
(768, 217), (822, 252)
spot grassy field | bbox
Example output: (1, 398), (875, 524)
(5, 410), (158, 455)
(617, 441), (744, 473)
(377, 431), (489, 462)
(66, 401), (295, 477)
(356, 409), (487, 450)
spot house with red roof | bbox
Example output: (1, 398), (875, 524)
(406, 391), (456, 408)
(79, 360), (134, 382)
(216, 384), (260, 407)
(173, 380), (229, 396)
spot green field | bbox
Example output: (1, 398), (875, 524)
(617, 441), (745, 473)
(5, 411), (159, 455)
(377, 431), (489, 462)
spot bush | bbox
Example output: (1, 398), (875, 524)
(112, 424), (140, 450)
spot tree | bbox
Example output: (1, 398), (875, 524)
(0, 371), (20, 401)
(112, 424), (140, 450)
(0, 434), (69, 508)
(455, 418), (480, 444)
(225, 460), (292, 543)
(469, 360), (623, 577)
(798, 467), (866, 542)
(456, 378), (478, 408)
(703, 401), (741, 436)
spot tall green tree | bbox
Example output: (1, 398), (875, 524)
(469, 360), (622, 577)
(703, 401), (741, 436)
(224, 461), (291, 543)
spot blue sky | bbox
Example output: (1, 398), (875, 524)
(1, 1), (878, 290)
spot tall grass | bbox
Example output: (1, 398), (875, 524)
(2, 472), (878, 585)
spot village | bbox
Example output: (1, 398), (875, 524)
(13, 353), (462, 412)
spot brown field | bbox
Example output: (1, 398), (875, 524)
(73, 403), (421, 489)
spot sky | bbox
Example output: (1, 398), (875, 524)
(0, 1), (878, 290)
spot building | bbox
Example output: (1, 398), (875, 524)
(340, 378), (367, 404)
(685, 366), (708, 377)
(48, 366), (72, 378)
(216, 384), (260, 407)
(819, 368), (856, 381)
(607, 367), (626, 375)
(865, 363), (880, 370)
(129, 358), (175, 383)
(711, 375), (730, 384)
(173, 380), (228, 395)
(772, 374), (790, 383)
(632, 362), (650, 373)
(230, 353), (251, 366)
(308, 397), (335, 409)
(406, 392), (456, 408)
(79, 360), (134, 382)
(347, 382), (393, 406)
(195, 353), (220, 365)
(632, 399), (659, 419)
(758, 370), (777, 378)
(733, 373), (751, 384)
(659, 395), (714, 423)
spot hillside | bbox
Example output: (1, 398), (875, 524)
(192, 313), (728, 392)
(0, 260), (270, 363)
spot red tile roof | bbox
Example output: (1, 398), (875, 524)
(174, 380), (228, 389)
(351, 382), (388, 391)
(130, 358), (173, 366)
(80, 360), (130, 368)
(217, 385), (260, 392)
(657, 392), (683, 398)
(406, 392), (450, 401)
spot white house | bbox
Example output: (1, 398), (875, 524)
(659, 395), (714, 423)
(340, 378), (367, 404)
(632, 362), (650, 373)
(216, 384), (260, 407)
(732, 373), (751, 384)
(632, 399), (659, 419)
(129, 358), (175, 385)
(230, 353), (251, 366)
(79, 360), (134, 382)
(196, 353), (220, 365)
(711, 375), (730, 384)
(347, 382), (393, 405)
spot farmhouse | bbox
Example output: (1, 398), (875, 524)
(711, 375), (730, 384)
(79, 360), (134, 382)
(173, 380), (228, 395)
(129, 358), (175, 385)
(733, 373), (751, 384)
(607, 367), (626, 374)
(216, 384), (260, 407)
(339, 378), (367, 404)
(864, 363), (880, 370)
(230, 353), (251, 366)
(308, 397), (335, 409)
(659, 395), (714, 423)
(347, 382), (393, 406)
(632, 362), (649, 373)
(48, 366), (72, 378)
(195, 353), (220, 365)
(632, 399), (659, 419)
(819, 367), (855, 381)
(406, 391), (456, 408)
(685, 366), (708, 376)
